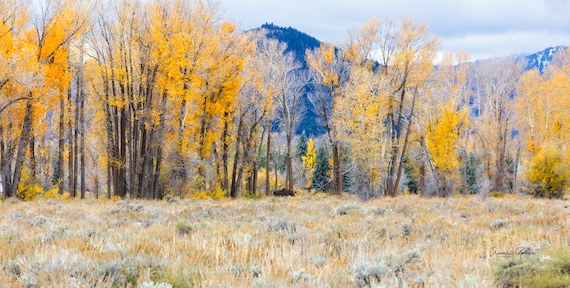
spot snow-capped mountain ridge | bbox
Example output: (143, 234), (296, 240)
(525, 46), (565, 71)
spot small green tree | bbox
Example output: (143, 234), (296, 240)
(342, 147), (352, 192)
(403, 157), (418, 194)
(460, 152), (480, 194)
(296, 133), (308, 159)
(312, 145), (331, 192)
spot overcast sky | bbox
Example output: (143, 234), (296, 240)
(219, 0), (570, 60)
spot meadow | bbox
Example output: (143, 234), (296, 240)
(0, 194), (569, 287)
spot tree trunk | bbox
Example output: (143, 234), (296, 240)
(265, 121), (271, 196)
(73, 87), (79, 198)
(385, 76), (409, 197)
(78, 64), (86, 200)
(220, 112), (231, 192)
(230, 118), (243, 198)
(392, 90), (417, 197)
(9, 98), (34, 199)
(68, 87), (76, 197)
(513, 142), (520, 195)
(29, 134), (36, 177)
(152, 92), (168, 199)
(286, 132), (293, 190)
(117, 107), (127, 198)
(495, 125), (509, 193)
(332, 144), (343, 195)
(57, 90), (65, 195)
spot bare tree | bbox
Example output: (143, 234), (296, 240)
(306, 43), (349, 195)
(471, 56), (524, 193)
(273, 47), (307, 191)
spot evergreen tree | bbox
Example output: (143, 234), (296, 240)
(342, 147), (352, 193)
(312, 145), (331, 192)
(460, 152), (480, 194)
(296, 133), (308, 159)
(403, 157), (418, 194)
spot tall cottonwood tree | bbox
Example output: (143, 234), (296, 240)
(231, 33), (307, 197)
(250, 36), (286, 196)
(192, 21), (248, 192)
(227, 34), (276, 198)
(471, 57), (523, 193)
(89, 0), (169, 199)
(377, 19), (438, 197)
(516, 47), (570, 197)
(516, 48), (570, 155)
(149, 0), (218, 195)
(336, 18), (438, 197)
(0, 0), (36, 199)
(88, 0), (250, 199)
(275, 57), (307, 191)
(335, 64), (388, 197)
(416, 52), (470, 196)
(0, 0), (88, 199)
(306, 43), (348, 195)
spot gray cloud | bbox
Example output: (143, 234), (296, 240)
(220, 0), (570, 59)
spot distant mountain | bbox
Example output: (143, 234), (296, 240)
(525, 46), (564, 71)
(257, 23), (321, 68)
(255, 24), (325, 136)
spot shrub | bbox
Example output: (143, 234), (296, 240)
(187, 192), (209, 200)
(243, 190), (258, 199)
(490, 219), (510, 231)
(402, 249), (422, 264)
(150, 267), (198, 288)
(176, 221), (192, 235)
(211, 185), (226, 199)
(527, 148), (568, 199)
(489, 191), (506, 198)
(351, 262), (389, 288)
(17, 168), (43, 201)
(44, 187), (72, 201)
(494, 250), (570, 288)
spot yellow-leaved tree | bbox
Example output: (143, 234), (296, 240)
(302, 138), (317, 188)
(516, 47), (570, 197)
(0, 0), (34, 200)
(425, 106), (468, 196)
(328, 18), (438, 198)
(0, 0), (88, 200)
(414, 52), (470, 196)
(334, 64), (388, 198)
(306, 43), (347, 195)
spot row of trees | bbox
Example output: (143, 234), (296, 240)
(0, 0), (568, 200)
(306, 18), (569, 198)
(0, 0), (312, 200)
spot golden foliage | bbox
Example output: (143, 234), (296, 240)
(516, 47), (570, 197)
(44, 188), (72, 201)
(16, 168), (43, 201)
(426, 106), (467, 172)
(526, 147), (568, 198)
(302, 138), (317, 188)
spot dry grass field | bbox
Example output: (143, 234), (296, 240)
(0, 194), (569, 287)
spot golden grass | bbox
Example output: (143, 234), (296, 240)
(0, 194), (568, 287)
